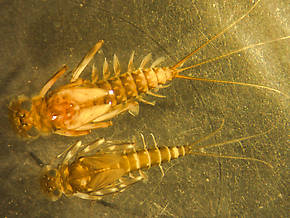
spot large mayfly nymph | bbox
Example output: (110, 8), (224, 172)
(9, 0), (288, 138)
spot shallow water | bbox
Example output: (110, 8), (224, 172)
(0, 0), (288, 217)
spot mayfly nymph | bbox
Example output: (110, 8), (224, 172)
(9, 0), (288, 138)
(40, 122), (272, 201)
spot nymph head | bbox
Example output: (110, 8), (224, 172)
(8, 96), (34, 138)
(39, 165), (63, 201)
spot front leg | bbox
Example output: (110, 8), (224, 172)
(55, 129), (91, 136)
(59, 138), (107, 163)
(75, 121), (112, 131)
(39, 65), (68, 97)
(60, 138), (128, 161)
(55, 120), (112, 136)
(56, 141), (84, 164)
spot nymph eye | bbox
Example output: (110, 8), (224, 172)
(16, 111), (25, 118)
(47, 169), (57, 177)
(19, 116), (27, 126)
(53, 189), (61, 196)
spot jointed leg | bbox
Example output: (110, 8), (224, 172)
(71, 40), (104, 82)
(150, 133), (165, 177)
(40, 65), (68, 97)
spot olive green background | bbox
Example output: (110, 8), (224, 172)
(0, 0), (288, 217)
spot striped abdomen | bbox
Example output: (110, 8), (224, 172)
(119, 145), (191, 173)
(96, 67), (175, 106)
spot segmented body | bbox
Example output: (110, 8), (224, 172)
(95, 66), (174, 106)
(39, 124), (272, 201)
(8, 40), (180, 138)
(40, 138), (190, 201)
(9, 0), (288, 138)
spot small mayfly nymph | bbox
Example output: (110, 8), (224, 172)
(40, 121), (272, 201)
